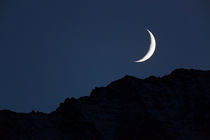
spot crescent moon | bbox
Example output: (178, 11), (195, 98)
(135, 29), (156, 63)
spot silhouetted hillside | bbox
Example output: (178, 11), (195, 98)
(1, 68), (210, 140)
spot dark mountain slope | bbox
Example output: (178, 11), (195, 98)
(1, 68), (210, 140)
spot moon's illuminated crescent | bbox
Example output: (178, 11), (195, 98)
(135, 29), (156, 63)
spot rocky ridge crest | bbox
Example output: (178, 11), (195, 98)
(1, 68), (210, 140)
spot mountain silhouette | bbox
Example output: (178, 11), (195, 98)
(0, 68), (210, 140)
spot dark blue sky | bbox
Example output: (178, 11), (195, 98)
(0, 0), (210, 112)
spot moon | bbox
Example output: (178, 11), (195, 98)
(135, 29), (156, 63)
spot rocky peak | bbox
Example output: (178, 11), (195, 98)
(1, 68), (210, 140)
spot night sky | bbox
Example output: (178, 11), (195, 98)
(0, 0), (210, 112)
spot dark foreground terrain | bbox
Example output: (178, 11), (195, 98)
(1, 69), (210, 140)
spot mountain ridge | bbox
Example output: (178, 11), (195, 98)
(0, 68), (210, 140)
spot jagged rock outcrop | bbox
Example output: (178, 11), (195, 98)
(0, 68), (210, 140)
